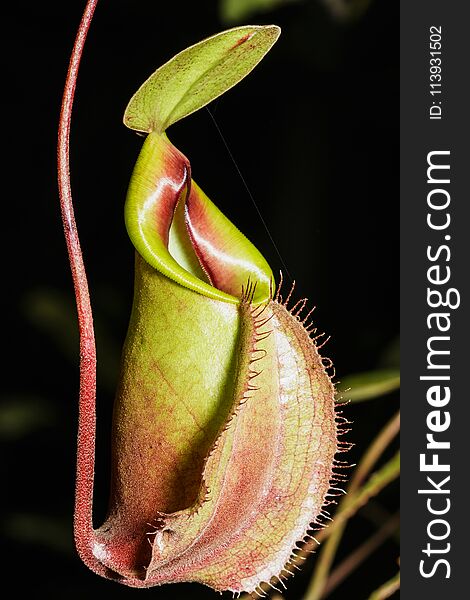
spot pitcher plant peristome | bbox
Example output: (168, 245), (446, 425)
(58, 1), (344, 595)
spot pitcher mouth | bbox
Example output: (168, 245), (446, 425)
(125, 131), (274, 305)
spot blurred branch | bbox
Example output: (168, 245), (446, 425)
(323, 512), (399, 597)
(301, 411), (400, 600)
(368, 570), (400, 600)
(360, 501), (400, 544)
(300, 411), (400, 553)
(334, 452), (400, 527)
(303, 452), (400, 600)
(352, 412), (400, 487)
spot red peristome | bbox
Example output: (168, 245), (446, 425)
(184, 187), (218, 286)
(185, 183), (266, 298)
(152, 144), (190, 246)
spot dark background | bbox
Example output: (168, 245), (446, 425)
(1, 0), (398, 597)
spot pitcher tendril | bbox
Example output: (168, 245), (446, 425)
(59, 1), (344, 594)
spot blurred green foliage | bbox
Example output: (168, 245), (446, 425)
(219, 0), (374, 24)
(338, 369), (400, 403)
(2, 513), (72, 555)
(0, 395), (56, 440)
(220, 0), (302, 24)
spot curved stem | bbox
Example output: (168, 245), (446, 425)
(57, 0), (106, 576)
